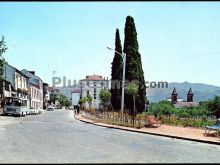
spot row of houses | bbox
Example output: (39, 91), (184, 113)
(0, 63), (50, 110)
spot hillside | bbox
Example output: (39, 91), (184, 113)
(147, 82), (220, 102)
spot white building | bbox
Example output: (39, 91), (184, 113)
(71, 89), (81, 107)
(21, 70), (44, 109)
(3, 64), (29, 107)
(80, 75), (109, 109)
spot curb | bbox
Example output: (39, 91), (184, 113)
(74, 115), (220, 146)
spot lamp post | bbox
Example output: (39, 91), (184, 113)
(107, 46), (126, 117)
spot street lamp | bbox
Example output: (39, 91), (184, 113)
(107, 46), (126, 117)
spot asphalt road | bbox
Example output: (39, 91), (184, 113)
(0, 110), (220, 163)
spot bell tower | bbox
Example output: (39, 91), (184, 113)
(171, 87), (178, 103)
(187, 87), (193, 102)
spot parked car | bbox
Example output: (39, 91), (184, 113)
(46, 106), (55, 111)
(29, 107), (40, 115)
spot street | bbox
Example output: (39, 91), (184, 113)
(0, 110), (220, 163)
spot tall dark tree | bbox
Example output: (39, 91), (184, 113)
(111, 29), (123, 111)
(123, 16), (146, 114)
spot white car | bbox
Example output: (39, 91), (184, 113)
(29, 108), (40, 115)
(46, 106), (55, 111)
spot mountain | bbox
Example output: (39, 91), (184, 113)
(147, 82), (220, 102)
(55, 82), (220, 103)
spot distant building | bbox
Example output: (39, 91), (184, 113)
(80, 74), (109, 109)
(48, 86), (60, 106)
(48, 86), (60, 95)
(167, 87), (199, 108)
(166, 87), (183, 103)
(71, 89), (81, 107)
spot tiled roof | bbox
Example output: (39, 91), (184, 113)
(48, 86), (60, 92)
(174, 101), (199, 108)
(71, 89), (81, 93)
(80, 75), (105, 81)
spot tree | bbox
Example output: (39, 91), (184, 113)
(125, 82), (138, 116)
(111, 28), (123, 111)
(79, 97), (87, 109)
(148, 101), (175, 118)
(123, 16), (146, 113)
(0, 36), (7, 95)
(64, 98), (72, 108)
(207, 95), (220, 118)
(58, 94), (71, 108)
(86, 94), (93, 109)
(99, 89), (111, 111)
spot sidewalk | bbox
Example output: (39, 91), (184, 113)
(75, 114), (220, 145)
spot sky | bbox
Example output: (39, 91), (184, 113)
(0, 2), (220, 87)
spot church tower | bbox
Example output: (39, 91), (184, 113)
(171, 87), (178, 103)
(187, 87), (193, 102)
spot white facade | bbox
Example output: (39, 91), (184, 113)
(21, 70), (44, 109)
(15, 72), (28, 92)
(80, 75), (109, 109)
(29, 84), (43, 109)
(166, 98), (184, 102)
(15, 72), (29, 107)
(71, 92), (80, 106)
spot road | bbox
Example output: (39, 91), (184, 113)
(0, 110), (220, 163)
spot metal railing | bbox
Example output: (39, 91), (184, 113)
(81, 110), (147, 128)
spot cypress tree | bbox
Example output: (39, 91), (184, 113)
(123, 16), (146, 114)
(111, 28), (123, 111)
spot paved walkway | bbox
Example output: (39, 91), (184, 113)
(75, 114), (220, 145)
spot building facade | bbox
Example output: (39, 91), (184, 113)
(21, 70), (44, 109)
(80, 74), (109, 109)
(48, 86), (60, 107)
(3, 64), (29, 107)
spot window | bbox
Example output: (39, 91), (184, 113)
(87, 91), (89, 97)
(5, 82), (10, 91)
(86, 81), (90, 87)
(21, 100), (27, 106)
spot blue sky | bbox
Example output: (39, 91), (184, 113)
(1, 2), (220, 87)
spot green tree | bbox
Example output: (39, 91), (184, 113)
(79, 97), (87, 109)
(125, 82), (138, 116)
(148, 101), (175, 118)
(123, 16), (146, 113)
(86, 94), (93, 108)
(111, 28), (123, 111)
(58, 94), (72, 108)
(64, 98), (72, 108)
(207, 95), (220, 118)
(99, 89), (111, 111)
